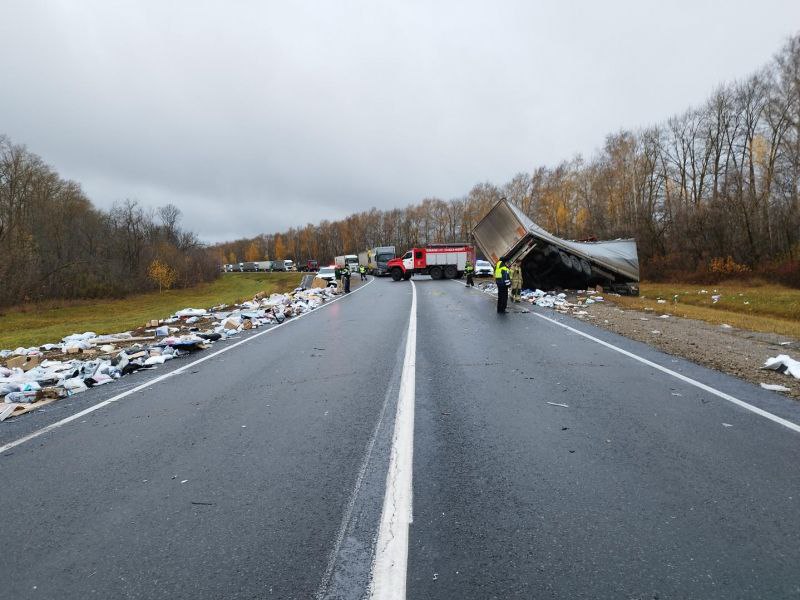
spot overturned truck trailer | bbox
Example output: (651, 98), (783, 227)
(472, 199), (640, 295)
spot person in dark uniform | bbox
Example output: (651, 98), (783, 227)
(341, 266), (351, 293)
(465, 260), (475, 287)
(494, 258), (510, 313)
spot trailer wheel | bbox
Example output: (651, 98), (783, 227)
(443, 265), (457, 279)
(391, 268), (403, 281)
(570, 255), (583, 273)
(558, 251), (572, 268)
(430, 266), (443, 280)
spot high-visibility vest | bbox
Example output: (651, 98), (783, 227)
(494, 261), (509, 279)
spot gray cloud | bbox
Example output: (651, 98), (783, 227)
(2, 0), (798, 242)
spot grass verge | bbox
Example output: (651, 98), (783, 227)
(0, 272), (304, 349)
(613, 281), (800, 339)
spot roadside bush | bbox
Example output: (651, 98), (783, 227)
(765, 259), (800, 289)
(710, 256), (751, 276)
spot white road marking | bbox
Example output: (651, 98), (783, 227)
(314, 304), (406, 599)
(454, 279), (800, 435)
(0, 278), (376, 455)
(370, 279), (417, 600)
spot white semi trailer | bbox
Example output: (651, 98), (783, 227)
(472, 198), (640, 295)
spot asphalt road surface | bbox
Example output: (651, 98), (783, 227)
(2, 276), (800, 599)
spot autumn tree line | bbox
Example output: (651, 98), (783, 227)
(0, 135), (218, 307)
(215, 34), (800, 286)
(3, 34), (798, 308)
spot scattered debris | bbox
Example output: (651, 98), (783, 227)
(762, 354), (800, 379)
(546, 401), (569, 408)
(722, 423), (733, 428)
(760, 383), (792, 392)
(1, 286), (341, 420)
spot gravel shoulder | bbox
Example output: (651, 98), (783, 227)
(575, 297), (800, 399)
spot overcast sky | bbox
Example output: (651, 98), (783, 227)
(1, 1), (798, 242)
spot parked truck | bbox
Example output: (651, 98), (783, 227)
(270, 260), (287, 272)
(362, 246), (396, 276)
(255, 261), (272, 271)
(335, 255), (359, 271)
(471, 198), (639, 295)
(386, 244), (474, 281)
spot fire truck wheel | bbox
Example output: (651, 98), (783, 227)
(430, 266), (443, 280)
(391, 268), (403, 281)
(444, 265), (457, 279)
(403, 272), (412, 280)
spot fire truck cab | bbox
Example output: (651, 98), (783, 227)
(387, 244), (474, 281)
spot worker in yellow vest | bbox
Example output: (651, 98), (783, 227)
(494, 258), (511, 313)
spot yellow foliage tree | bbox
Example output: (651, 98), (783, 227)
(148, 259), (177, 293)
(274, 234), (286, 259)
(244, 241), (260, 262)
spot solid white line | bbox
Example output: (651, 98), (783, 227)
(453, 279), (800, 435)
(370, 280), (417, 600)
(314, 320), (403, 599)
(0, 278), (376, 456)
(533, 312), (800, 434)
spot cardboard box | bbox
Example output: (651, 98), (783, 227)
(7, 355), (40, 371)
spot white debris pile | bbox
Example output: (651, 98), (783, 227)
(762, 354), (800, 379)
(0, 285), (341, 420)
(477, 282), (498, 295)
(477, 283), (601, 314)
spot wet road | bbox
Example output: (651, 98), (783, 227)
(2, 276), (800, 599)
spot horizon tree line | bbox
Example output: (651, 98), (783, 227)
(214, 33), (800, 285)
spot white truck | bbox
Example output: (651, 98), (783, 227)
(335, 255), (359, 271)
(361, 246), (396, 276)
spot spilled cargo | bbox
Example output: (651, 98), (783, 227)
(0, 286), (341, 421)
(472, 198), (640, 295)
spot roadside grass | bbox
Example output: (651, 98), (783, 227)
(0, 272), (303, 349)
(613, 280), (800, 338)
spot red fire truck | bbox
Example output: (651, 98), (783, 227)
(387, 244), (475, 281)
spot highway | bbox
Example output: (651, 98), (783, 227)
(2, 276), (800, 599)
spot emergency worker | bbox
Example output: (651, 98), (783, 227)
(494, 258), (511, 313)
(465, 260), (475, 287)
(341, 266), (351, 293)
(359, 265), (367, 281)
(510, 262), (523, 302)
